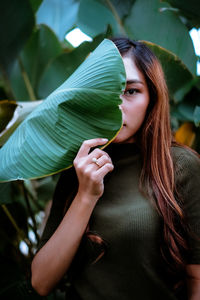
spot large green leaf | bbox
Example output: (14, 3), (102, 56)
(0, 39), (126, 181)
(194, 106), (200, 127)
(9, 24), (62, 101)
(77, 0), (124, 37)
(29, 0), (43, 13)
(125, 0), (197, 75)
(36, 0), (79, 41)
(143, 41), (194, 101)
(0, 182), (13, 204)
(109, 0), (136, 20)
(0, 0), (34, 71)
(171, 87), (200, 122)
(162, 0), (200, 28)
(38, 35), (105, 98)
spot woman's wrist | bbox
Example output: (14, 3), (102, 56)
(75, 190), (100, 208)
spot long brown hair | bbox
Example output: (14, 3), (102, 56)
(112, 37), (188, 280)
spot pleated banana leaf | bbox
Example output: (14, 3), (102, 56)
(0, 39), (126, 182)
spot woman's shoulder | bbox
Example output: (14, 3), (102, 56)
(171, 144), (200, 182)
(171, 144), (200, 164)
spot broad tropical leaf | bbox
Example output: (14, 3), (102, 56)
(29, 0), (43, 13)
(77, 0), (123, 37)
(36, 0), (79, 41)
(194, 106), (200, 127)
(0, 0), (34, 71)
(125, 0), (196, 75)
(38, 34), (105, 98)
(162, 0), (200, 28)
(143, 41), (194, 100)
(0, 182), (13, 204)
(0, 39), (126, 182)
(10, 24), (62, 101)
(108, 0), (137, 20)
(170, 86), (200, 122)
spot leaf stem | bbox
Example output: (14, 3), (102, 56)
(22, 183), (40, 245)
(2, 204), (22, 235)
(1, 204), (33, 250)
(18, 57), (36, 101)
(105, 0), (126, 36)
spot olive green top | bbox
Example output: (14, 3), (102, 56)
(38, 144), (200, 300)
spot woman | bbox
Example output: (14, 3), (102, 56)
(31, 38), (200, 299)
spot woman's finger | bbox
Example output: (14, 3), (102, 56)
(92, 155), (111, 168)
(76, 138), (108, 158)
(95, 163), (114, 178)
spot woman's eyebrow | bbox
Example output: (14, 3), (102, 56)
(126, 79), (144, 85)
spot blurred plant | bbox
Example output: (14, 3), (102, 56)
(0, 0), (199, 298)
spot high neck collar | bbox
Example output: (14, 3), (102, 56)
(104, 142), (140, 162)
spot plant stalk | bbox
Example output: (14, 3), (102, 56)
(105, 0), (126, 36)
(22, 183), (40, 245)
(1, 204), (33, 250)
(18, 57), (36, 101)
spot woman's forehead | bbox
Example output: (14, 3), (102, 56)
(122, 56), (145, 84)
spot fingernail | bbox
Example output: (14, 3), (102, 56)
(102, 138), (108, 142)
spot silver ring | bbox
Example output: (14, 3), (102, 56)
(92, 157), (100, 166)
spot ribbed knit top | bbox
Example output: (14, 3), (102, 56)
(38, 143), (200, 300)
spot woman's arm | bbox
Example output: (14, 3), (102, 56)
(186, 264), (200, 300)
(31, 138), (113, 296)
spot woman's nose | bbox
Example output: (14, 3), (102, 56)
(119, 94), (124, 111)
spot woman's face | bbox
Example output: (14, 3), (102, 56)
(113, 55), (150, 144)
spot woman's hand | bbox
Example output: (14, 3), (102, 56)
(73, 138), (114, 202)
(186, 264), (200, 300)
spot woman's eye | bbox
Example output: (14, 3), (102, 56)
(124, 88), (138, 95)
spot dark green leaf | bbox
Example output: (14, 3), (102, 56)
(29, 0), (43, 13)
(125, 0), (197, 75)
(38, 35), (105, 98)
(36, 0), (80, 41)
(162, 0), (200, 28)
(178, 102), (196, 121)
(194, 106), (200, 127)
(0, 183), (13, 204)
(10, 25), (62, 101)
(109, 0), (136, 20)
(35, 176), (59, 206)
(173, 77), (198, 103)
(171, 87), (200, 122)
(143, 41), (193, 100)
(0, 0), (34, 71)
(77, 0), (123, 37)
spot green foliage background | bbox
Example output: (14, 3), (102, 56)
(0, 0), (200, 298)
